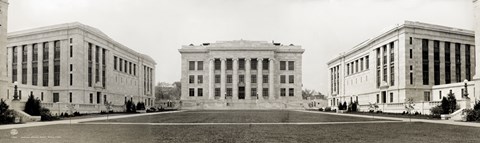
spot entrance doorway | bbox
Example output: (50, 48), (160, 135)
(239, 87), (245, 99)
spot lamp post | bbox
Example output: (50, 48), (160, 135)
(12, 81), (19, 100)
(464, 79), (469, 99)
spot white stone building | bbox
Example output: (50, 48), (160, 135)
(327, 21), (476, 114)
(0, 0), (8, 101)
(3, 22), (156, 113)
(179, 40), (304, 109)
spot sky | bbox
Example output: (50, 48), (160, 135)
(7, 0), (475, 94)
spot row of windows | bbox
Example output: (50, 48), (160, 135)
(11, 41), (61, 87)
(330, 65), (339, 94)
(189, 61), (203, 71)
(144, 66), (153, 95)
(113, 56), (137, 76)
(88, 43), (107, 88)
(212, 59), (272, 71)
(279, 61), (295, 71)
(212, 88), (270, 97)
(375, 42), (395, 87)
(346, 55), (369, 75)
(190, 88), (295, 97)
(280, 75), (295, 84)
(213, 74), (271, 84)
(189, 75), (203, 84)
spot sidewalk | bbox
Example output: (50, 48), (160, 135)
(297, 110), (480, 128)
(0, 110), (184, 130)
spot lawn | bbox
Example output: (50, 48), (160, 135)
(92, 110), (389, 123)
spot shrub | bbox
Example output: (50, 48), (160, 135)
(332, 109), (337, 112)
(324, 107), (331, 112)
(347, 101), (358, 112)
(369, 110), (374, 113)
(376, 110), (382, 114)
(137, 102), (146, 110)
(74, 111), (81, 116)
(40, 108), (59, 121)
(430, 105), (443, 116)
(465, 109), (480, 121)
(126, 100), (137, 113)
(24, 94), (41, 116)
(318, 108), (324, 111)
(447, 93), (457, 113)
(0, 99), (15, 124)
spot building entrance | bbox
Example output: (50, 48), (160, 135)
(239, 87), (245, 99)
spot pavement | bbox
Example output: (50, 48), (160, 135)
(0, 110), (184, 130)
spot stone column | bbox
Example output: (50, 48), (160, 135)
(232, 58), (238, 100)
(208, 59), (214, 99)
(269, 58), (275, 99)
(245, 58), (251, 100)
(257, 58), (263, 99)
(220, 58), (226, 100)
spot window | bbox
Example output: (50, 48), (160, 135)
(365, 56), (369, 70)
(32, 44), (38, 86)
(251, 88), (257, 96)
(289, 75), (294, 84)
(198, 88), (203, 97)
(227, 75), (232, 83)
(197, 61), (203, 70)
(439, 91), (442, 99)
(410, 72), (413, 85)
(288, 61), (294, 70)
(189, 75), (195, 84)
(390, 66), (394, 86)
(289, 88), (294, 96)
(90, 94), (94, 103)
(70, 45), (73, 58)
(280, 61), (286, 70)
(215, 75), (220, 83)
(466, 44), (471, 81)
(409, 37), (413, 45)
(212, 60), (220, 71)
(424, 91), (431, 101)
(70, 74), (73, 86)
(239, 75), (244, 83)
(97, 92), (101, 104)
(409, 49), (413, 59)
(390, 93), (393, 103)
(347, 64), (350, 75)
(263, 75), (268, 83)
(104, 95), (107, 103)
(239, 59), (245, 70)
(280, 88), (286, 96)
(376, 94), (379, 103)
(262, 88), (269, 96)
(383, 45), (387, 65)
(88, 44), (93, 87)
(133, 64), (136, 76)
(22, 45), (27, 84)
(129, 62), (132, 74)
(360, 58), (364, 71)
(189, 61), (195, 70)
(41, 92), (44, 101)
(69, 92), (72, 103)
(422, 39), (429, 85)
(227, 59), (233, 70)
(455, 43), (461, 82)
(251, 59), (257, 70)
(434, 40), (440, 85)
(251, 75), (257, 83)
(197, 75), (203, 84)
(189, 88), (194, 96)
(226, 88), (232, 96)
(215, 88), (220, 97)
(390, 42), (394, 63)
(280, 75), (286, 83)
(263, 59), (269, 70)
(12, 46), (17, 83)
(445, 42), (451, 84)
(355, 60), (358, 73)
(53, 93), (59, 103)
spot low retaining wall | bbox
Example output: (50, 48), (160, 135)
(180, 100), (305, 110)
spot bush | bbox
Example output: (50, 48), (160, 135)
(376, 110), (382, 114)
(0, 99), (15, 124)
(441, 97), (450, 114)
(24, 94), (41, 116)
(40, 108), (59, 121)
(147, 107), (157, 113)
(126, 100), (137, 113)
(332, 109), (337, 112)
(137, 102), (146, 110)
(430, 105), (443, 117)
(74, 111), (81, 116)
(324, 107), (331, 112)
(318, 108), (324, 111)
(347, 101), (358, 112)
(465, 109), (480, 122)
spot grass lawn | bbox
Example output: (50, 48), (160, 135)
(92, 110), (390, 123)
(344, 111), (440, 120)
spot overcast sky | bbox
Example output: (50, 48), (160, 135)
(7, 0), (474, 94)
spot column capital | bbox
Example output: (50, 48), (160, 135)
(269, 58), (275, 61)
(209, 58), (215, 62)
(258, 58), (263, 62)
(245, 58), (251, 61)
(220, 58), (226, 61)
(232, 58), (238, 61)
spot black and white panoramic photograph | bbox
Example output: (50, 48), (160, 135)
(0, 0), (479, 142)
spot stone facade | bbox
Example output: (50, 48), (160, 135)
(0, 0), (8, 101)
(3, 22), (156, 113)
(327, 21), (476, 114)
(179, 40), (304, 109)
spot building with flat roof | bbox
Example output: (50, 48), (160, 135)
(327, 21), (476, 114)
(0, 0), (9, 102)
(179, 40), (304, 109)
(4, 22), (156, 114)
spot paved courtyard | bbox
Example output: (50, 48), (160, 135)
(0, 110), (480, 143)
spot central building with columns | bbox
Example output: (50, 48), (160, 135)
(179, 40), (304, 109)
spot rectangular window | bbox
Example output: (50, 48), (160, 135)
(263, 88), (269, 97)
(32, 44), (38, 86)
(390, 93), (393, 103)
(390, 42), (394, 63)
(360, 58), (364, 71)
(197, 61), (203, 70)
(119, 58), (123, 71)
(263, 75), (268, 83)
(226, 59), (233, 70)
(439, 91), (442, 100)
(409, 37), (412, 45)
(124, 60), (128, 73)
(227, 75), (232, 83)
(376, 94), (379, 103)
(280, 88), (286, 96)
(455, 43), (461, 82)
(12, 46), (17, 83)
(54, 41), (61, 86)
(198, 88), (203, 97)
(289, 88), (294, 96)
(214, 60), (221, 70)
(424, 91), (431, 101)
(434, 40), (440, 85)
(347, 64), (350, 75)
(90, 93), (93, 103)
(88, 44), (93, 87)
(365, 56), (369, 70)
(289, 75), (294, 84)
(97, 92), (101, 104)
(251, 88), (257, 97)
(390, 66), (394, 86)
(355, 60), (358, 73)
(422, 39), (429, 85)
(129, 62), (132, 74)
(41, 92), (44, 101)
(280, 75), (286, 83)
(251, 59), (257, 70)
(410, 73), (413, 85)
(22, 45), (27, 84)
(445, 42), (451, 84)
(70, 74), (73, 86)
(239, 75), (244, 83)
(189, 61), (195, 70)
(409, 49), (413, 59)
(226, 88), (232, 96)
(466, 44), (471, 81)
(383, 45), (387, 65)
(69, 92), (72, 103)
(251, 75), (257, 83)
(70, 45), (73, 58)
(133, 64), (136, 76)
(263, 59), (269, 70)
(215, 88), (220, 97)
(189, 75), (195, 84)
(280, 61), (286, 70)
(239, 59), (245, 70)
(197, 75), (203, 84)
(53, 93), (59, 103)
(215, 75), (220, 83)
(189, 88), (194, 96)
(32, 44), (38, 61)
(288, 61), (294, 70)
(114, 56), (117, 70)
